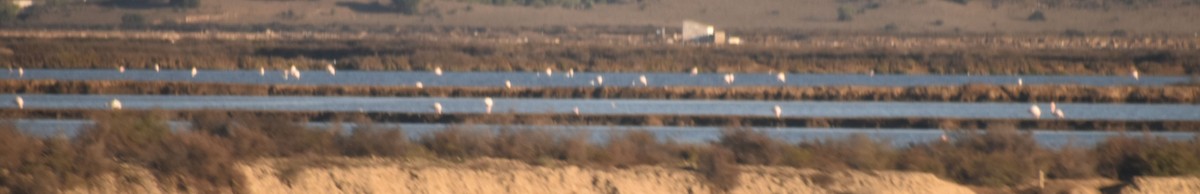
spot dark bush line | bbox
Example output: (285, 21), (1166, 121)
(4, 80), (1199, 104)
(2, 38), (1198, 75)
(5, 109), (1200, 131)
(3, 112), (1200, 193)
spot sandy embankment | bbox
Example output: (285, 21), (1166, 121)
(68, 158), (976, 194)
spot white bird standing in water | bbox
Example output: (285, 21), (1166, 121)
(415, 82), (424, 88)
(17, 67), (22, 77)
(191, 67), (198, 78)
(573, 106), (580, 116)
(940, 132), (949, 142)
(639, 75), (648, 86)
(545, 68), (553, 77)
(869, 70), (875, 77)
(1017, 78), (1024, 86)
(291, 67), (302, 80)
(109, 98), (122, 110)
(326, 64), (336, 76)
(776, 72), (786, 83)
(259, 67), (265, 76)
(484, 97), (494, 114)
(434, 67), (443, 76)
(1054, 109), (1065, 119)
(567, 69), (575, 78)
(432, 102), (442, 115)
(773, 105), (782, 118)
(596, 75), (604, 85)
(118, 66), (125, 73)
(1131, 67), (1140, 80)
(13, 96), (23, 109)
(724, 73), (735, 85)
(1029, 105), (1042, 119)
(154, 64), (160, 72)
(1049, 102), (1057, 113)
(691, 67), (699, 76)
(504, 80), (512, 89)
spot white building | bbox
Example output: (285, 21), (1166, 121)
(682, 20), (715, 42)
(681, 20), (740, 45)
(13, 0), (33, 9)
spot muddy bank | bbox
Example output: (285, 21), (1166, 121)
(6, 109), (1199, 131)
(65, 157), (976, 194)
(2, 80), (1198, 103)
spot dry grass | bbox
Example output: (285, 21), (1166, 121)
(3, 113), (1200, 192)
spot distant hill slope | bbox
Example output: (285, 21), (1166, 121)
(14, 0), (1200, 34)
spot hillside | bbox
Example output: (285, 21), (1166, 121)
(12, 0), (1200, 34)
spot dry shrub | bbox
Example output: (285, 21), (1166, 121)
(418, 126), (495, 159)
(1045, 144), (1097, 179)
(151, 132), (243, 193)
(1093, 135), (1200, 181)
(717, 127), (784, 165)
(555, 130), (593, 164)
(339, 116), (417, 158)
(76, 111), (173, 162)
(697, 146), (741, 193)
(492, 127), (559, 162)
(790, 133), (894, 170)
(928, 129), (1049, 186)
(246, 115), (336, 156)
(602, 130), (675, 167)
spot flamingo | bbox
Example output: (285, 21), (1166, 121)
(432, 102), (442, 115)
(415, 82), (424, 88)
(484, 97), (494, 114)
(13, 96), (23, 109)
(326, 64), (336, 76)
(1131, 67), (1140, 80)
(289, 65), (301, 79)
(596, 75), (604, 85)
(724, 73), (735, 85)
(191, 67), (198, 78)
(1054, 109), (1065, 119)
(773, 105), (782, 118)
(639, 75), (648, 86)
(434, 67), (443, 76)
(110, 98), (122, 110)
(505, 80), (512, 89)
(1029, 105), (1041, 119)
(691, 67), (699, 76)
(118, 66), (125, 73)
(776, 72), (786, 83)
(154, 64), (160, 72)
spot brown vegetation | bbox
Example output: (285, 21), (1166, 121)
(2, 37), (1198, 75)
(2, 112), (1199, 192)
(6, 109), (1200, 131)
(4, 80), (1200, 103)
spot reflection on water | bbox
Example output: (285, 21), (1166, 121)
(4, 94), (1200, 120)
(13, 119), (1195, 149)
(1, 69), (1184, 87)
